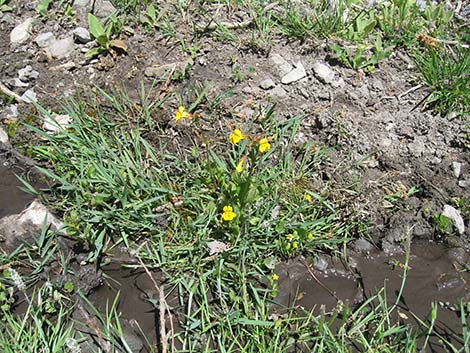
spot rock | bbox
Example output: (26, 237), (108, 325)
(0, 105), (18, 122)
(72, 27), (91, 43)
(331, 77), (345, 88)
(94, 0), (116, 17)
(73, 0), (90, 7)
(0, 127), (8, 144)
(442, 205), (465, 235)
(407, 137), (427, 157)
(21, 89), (37, 103)
(352, 238), (374, 253)
(10, 18), (34, 45)
(270, 53), (293, 76)
(270, 85), (287, 98)
(281, 62), (307, 84)
(260, 78), (275, 90)
(18, 65), (39, 82)
(459, 180), (470, 188)
(34, 32), (55, 48)
(452, 161), (462, 178)
(46, 37), (75, 59)
(206, 240), (231, 255)
(313, 61), (335, 84)
(43, 114), (72, 133)
(14, 78), (29, 88)
(313, 256), (328, 271)
(144, 60), (191, 78)
(0, 200), (65, 249)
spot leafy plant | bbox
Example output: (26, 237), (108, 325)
(86, 13), (128, 58)
(331, 35), (392, 72)
(36, 0), (52, 17)
(141, 3), (160, 30)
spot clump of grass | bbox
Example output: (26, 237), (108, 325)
(414, 45), (470, 114)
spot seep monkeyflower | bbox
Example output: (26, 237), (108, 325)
(258, 138), (271, 153)
(229, 129), (245, 145)
(175, 106), (190, 122)
(221, 205), (236, 221)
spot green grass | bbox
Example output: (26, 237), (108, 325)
(12, 86), (466, 351)
(414, 45), (470, 114)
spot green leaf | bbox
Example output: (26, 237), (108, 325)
(96, 34), (110, 48)
(63, 281), (74, 293)
(88, 13), (106, 39)
(36, 0), (52, 16)
(85, 47), (104, 58)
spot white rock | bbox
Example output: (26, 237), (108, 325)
(0, 105), (18, 122)
(281, 62), (306, 84)
(14, 78), (29, 87)
(34, 32), (55, 47)
(313, 61), (335, 84)
(73, 0), (90, 7)
(0, 127), (8, 144)
(10, 18), (34, 45)
(442, 205), (465, 235)
(18, 65), (39, 82)
(271, 85), (287, 98)
(270, 53), (293, 76)
(46, 37), (75, 59)
(206, 240), (231, 255)
(0, 200), (66, 249)
(72, 27), (91, 43)
(43, 114), (72, 133)
(21, 89), (37, 103)
(260, 78), (275, 90)
(459, 180), (470, 188)
(452, 161), (462, 178)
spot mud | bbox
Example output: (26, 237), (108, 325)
(0, 165), (34, 217)
(0, 145), (39, 217)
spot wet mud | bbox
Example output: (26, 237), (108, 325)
(0, 164), (35, 218)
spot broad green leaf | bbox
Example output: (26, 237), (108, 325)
(88, 13), (106, 39)
(36, 0), (52, 16)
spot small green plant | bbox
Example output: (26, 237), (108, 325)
(331, 35), (392, 72)
(414, 45), (470, 114)
(141, 3), (160, 30)
(86, 13), (128, 58)
(433, 213), (453, 236)
(36, 0), (52, 17)
(0, 0), (12, 12)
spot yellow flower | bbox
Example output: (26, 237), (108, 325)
(292, 241), (299, 249)
(272, 273), (279, 281)
(304, 193), (312, 202)
(229, 129), (245, 145)
(307, 233), (313, 241)
(286, 233), (294, 241)
(236, 159), (245, 173)
(258, 138), (270, 153)
(175, 106), (190, 122)
(221, 205), (236, 221)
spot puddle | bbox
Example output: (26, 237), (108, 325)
(0, 165), (35, 218)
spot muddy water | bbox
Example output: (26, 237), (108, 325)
(0, 165), (35, 218)
(88, 266), (161, 345)
(92, 241), (470, 351)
